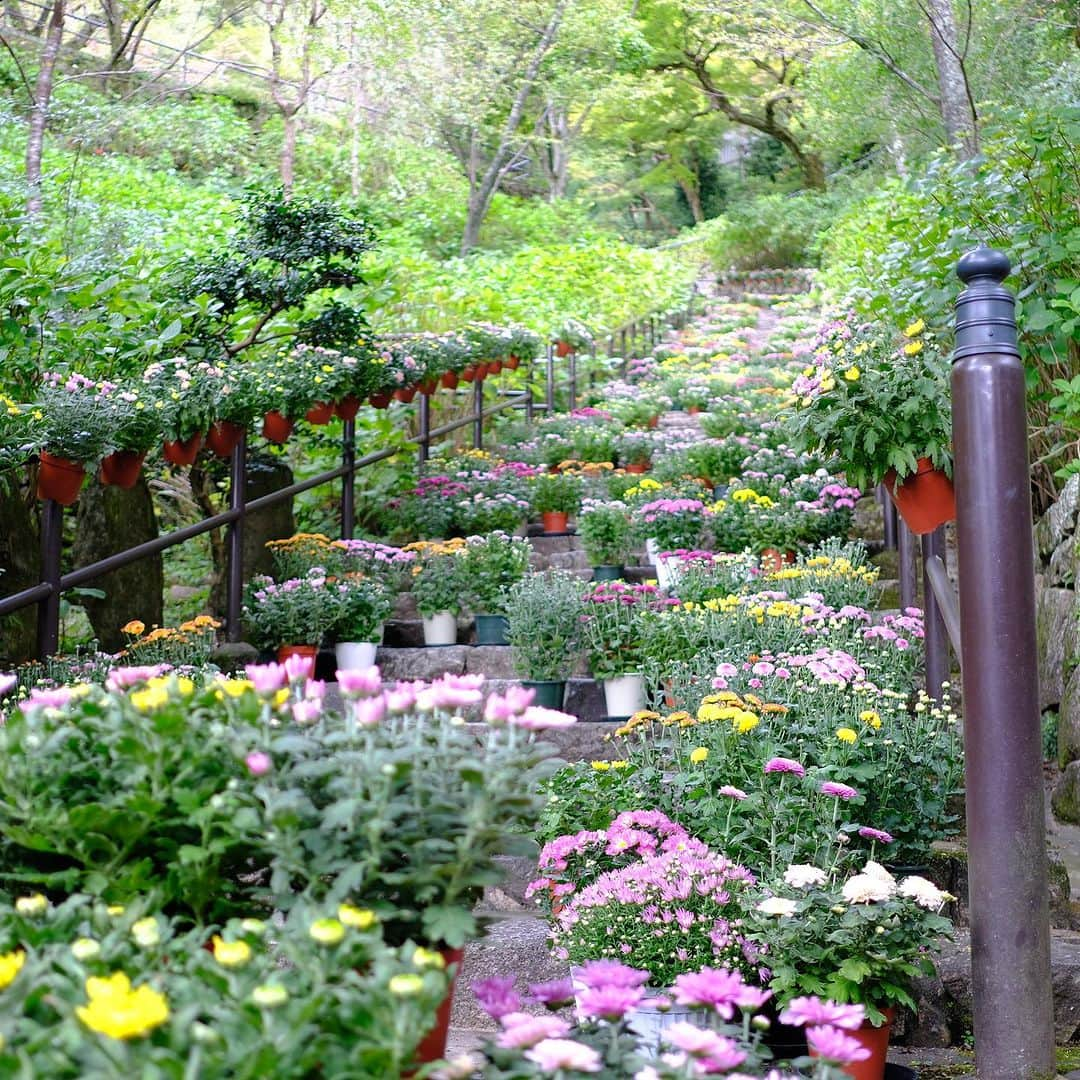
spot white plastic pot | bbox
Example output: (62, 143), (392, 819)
(603, 673), (645, 717)
(422, 611), (457, 646)
(335, 641), (379, 671)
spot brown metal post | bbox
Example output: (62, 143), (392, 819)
(880, 484), (898, 549)
(36, 498), (62, 658)
(225, 431), (247, 642)
(472, 375), (484, 449)
(921, 526), (949, 701)
(524, 355), (534, 422)
(568, 350), (577, 412)
(952, 246), (1053, 1079)
(897, 518), (917, 611)
(619, 327), (627, 360)
(545, 345), (555, 413)
(418, 391), (431, 467)
(341, 419), (355, 540)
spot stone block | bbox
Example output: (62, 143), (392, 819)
(1054, 761), (1080, 825)
(1061, 668), (1080, 769)
(464, 647), (518, 679)
(210, 641), (259, 673)
(393, 592), (418, 620)
(1036, 474), (1080, 559)
(528, 535), (582, 557)
(374, 645), (468, 681)
(564, 678), (607, 722)
(1037, 579), (1078, 710)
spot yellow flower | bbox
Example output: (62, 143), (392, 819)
(77, 972), (169, 1040)
(0, 951), (25, 989)
(241, 918), (267, 935)
(844, 366), (860, 381)
(15, 894), (47, 917)
(389, 973), (425, 996)
(904, 318), (925, 337)
(820, 375), (836, 392)
(131, 918), (161, 948)
(174, 677), (195, 698)
(853, 342), (869, 356)
(122, 620), (145, 637)
(107, 905), (126, 917)
(412, 947), (446, 969)
(338, 904), (376, 930)
(212, 936), (252, 968)
(220, 679), (253, 698)
(859, 710), (882, 729)
(130, 684), (169, 713)
(836, 727), (858, 744)
(590, 761), (611, 771)
(252, 984), (289, 1008)
(610, 760), (630, 770)
(734, 711), (760, 734)
(903, 340), (924, 355)
(273, 688), (291, 708)
(689, 747), (709, 764)
(72, 938), (101, 961)
(309, 918), (345, 945)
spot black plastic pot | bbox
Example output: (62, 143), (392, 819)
(592, 564), (626, 582)
(522, 680), (566, 708)
(474, 614), (509, 646)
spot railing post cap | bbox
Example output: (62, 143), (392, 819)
(956, 245), (1011, 286)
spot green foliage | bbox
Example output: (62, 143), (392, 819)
(505, 570), (587, 681)
(457, 532), (533, 615)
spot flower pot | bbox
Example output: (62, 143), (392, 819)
(506, 355), (521, 370)
(522, 680), (565, 709)
(100, 450), (146, 489)
(592, 565), (625, 582)
(555, 340), (573, 357)
(369, 392), (392, 409)
(488, 359), (503, 375)
(759, 547), (796, 573)
(541, 511), (569, 534)
(206, 420), (244, 458)
(413, 947), (465, 1065)
(474, 614), (509, 646)
(625, 461), (650, 474)
(334, 396), (362, 421)
(335, 641), (379, 671)
(810, 1007), (894, 1080)
(277, 644), (318, 665)
(440, 371), (459, 391)
(262, 411), (294, 444)
(884, 458), (956, 535)
(646, 415), (659, 430)
(475, 363), (489, 380)
(394, 386), (417, 404)
(603, 674), (645, 718)
(36, 452), (85, 505)
(422, 611), (457, 647)
(687, 405), (702, 416)
(460, 366), (476, 384)
(304, 402), (334, 425)
(162, 433), (203, 466)
(662, 678), (678, 710)
(646, 539), (678, 591)
(419, 378), (438, 396)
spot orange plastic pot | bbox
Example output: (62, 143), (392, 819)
(440, 371), (459, 391)
(759, 548), (796, 573)
(687, 405), (702, 416)
(555, 340), (573, 357)
(460, 366), (476, 384)
(276, 644), (318, 665)
(205, 420), (244, 458)
(262, 411), (294, 445)
(883, 457), (956, 535)
(488, 359), (503, 375)
(334, 396), (362, 421)
(412, 947), (465, 1066)
(625, 462), (650, 474)
(542, 511), (569, 534)
(163, 433), (204, 466)
(394, 386), (417, 404)
(100, 450), (146, 489)
(646, 415), (660, 430)
(506, 355), (521, 370)
(36, 452), (85, 505)
(369, 392), (392, 409)
(810, 1007), (894, 1080)
(475, 363), (489, 380)
(304, 402), (334, 425)
(419, 379), (438, 396)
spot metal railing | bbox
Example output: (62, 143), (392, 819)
(0, 303), (692, 661)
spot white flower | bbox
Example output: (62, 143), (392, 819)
(862, 860), (897, 889)
(900, 875), (951, 911)
(757, 896), (798, 917)
(842, 872), (895, 905)
(783, 864), (827, 889)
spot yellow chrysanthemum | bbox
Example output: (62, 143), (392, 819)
(903, 340), (924, 355)
(212, 936), (252, 967)
(309, 918), (345, 945)
(130, 685), (169, 713)
(338, 905), (376, 930)
(15, 894), (47, 917)
(844, 366), (860, 381)
(252, 984), (289, 1008)
(389, 973), (425, 996)
(689, 747), (709, 764)
(836, 727), (858, 744)
(904, 318), (925, 337)
(121, 620), (145, 637)
(76, 972), (169, 1040)
(859, 710), (882, 729)
(0, 951), (24, 989)
(590, 761), (611, 771)
(412, 947), (446, 969)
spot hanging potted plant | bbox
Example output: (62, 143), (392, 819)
(458, 533), (533, 646)
(410, 544), (466, 646)
(243, 568), (336, 662)
(97, 384), (159, 489)
(531, 470), (582, 534)
(328, 573), (393, 671)
(140, 358), (213, 465)
(578, 498), (633, 581)
(789, 317), (955, 535)
(30, 371), (110, 504)
(504, 570), (586, 708)
(553, 317), (593, 358)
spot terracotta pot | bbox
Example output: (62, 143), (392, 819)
(276, 644), (318, 665)
(369, 392), (392, 409)
(555, 340), (573, 357)
(687, 405), (702, 416)
(883, 457), (956, 535)
(394, 386), (417, 404)
(162, 433), (204, 466)
(205, 420), (244, 458)
(475, 363), (489, 380)
(541, 510), (569, 534)
(506, 355), (521, 370)
(36, 451), (85, 505)
(100, 450), (146, 489)
(304, 402), (334, 425)
(646, 415), (660, 430)
(760, 547), (785, 573)
(440, 371), (459, 391)
(810, 1007), (894, 1080)
(419, 378), (438, 396)
(488, 359), (503, 375)
(625, 462), (649, 474)
(334, 396), (362, 421)
(262, 411), (294, 444)
(663, 678), (678, 710)
(460, 366), (476, 384)
(412, 947), (465, 1065)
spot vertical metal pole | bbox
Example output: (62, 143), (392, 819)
(568, 350), (577, 412)
(417, 391), (431, 468)
(590, 341), (597, 390)
(952, 246), (1053, 1080)
(921, 526), (949, 701)
(36, 498), (62, 658)
(619, 327), (627, 360)
(880, 484), (898, 550)
(545, 345), (555, 413)
(898, 519), (917, 611)
(225, 432), (247, 643)
(341, 419), (355, 540)
(472, 374), (484, 449)
(524, 355), (534, 423)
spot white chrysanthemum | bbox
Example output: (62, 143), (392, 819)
(900, 875), (951, 911)
(842, 872), (895, 904)
(757, 896), (798, 917)
(783, 864), (827, 889)
(862, 860), (897, 888)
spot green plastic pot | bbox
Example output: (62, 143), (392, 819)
(521, 680), (566, 709)
(592, 564), (626, 582)
(474, 614), (510, 646)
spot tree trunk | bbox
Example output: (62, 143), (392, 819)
(25, 0), (64, 218)
(922, 0), (978, 156)
(461, 190), (486, 256)
(677, 176), (704, 223)
(280, 110), (297, 197)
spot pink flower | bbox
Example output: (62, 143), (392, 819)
(283, 652), (314, 683)
(524, 1039), (602, 1073)
(484, 685), (537, 723)
(472, 977), (521, 1020)
(245, 751), (272, 776)
(292, 699), (322, 725)
(529, 978), (576, 1007)
(820, 781), (859, 800)
(245, 663), (287, 695)
(385, 682), (418, 712)
(764, 757), (805, 777)
(105, 665), (168, 691)
(305, 680), (326, 701)
(719, 785), (747, 800)
(577, 984), (644, 1020)
(336, 666), (382, 697)
(512, 706), (577, 731)
(806, 1024), (872, 1065)
(671, 968), (747, 1018)
(574, 960), (650, 990)
(0, 673), (15, 697)
(857, 826), (894, 844)
(665, 1024), (748, 1070)
(348, 695), (386, 727)
(496, 1014), (571, 1049)
(780, 996), (865, 1030)
(18, 687), (72, 713)
(426, 673), (485, 710)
